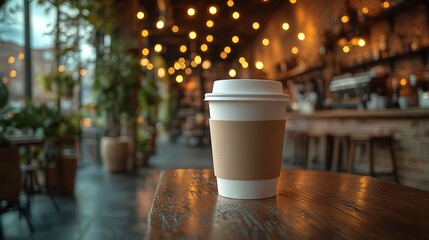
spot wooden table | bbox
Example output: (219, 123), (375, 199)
(146, 169), (429, 239)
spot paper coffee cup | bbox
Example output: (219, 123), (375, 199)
(205, 79), (289, 199)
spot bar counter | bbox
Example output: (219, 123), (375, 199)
(286, 108), (429, 119)
(285, 108), (429, 191)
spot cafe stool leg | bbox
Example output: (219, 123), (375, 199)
(389, 141), (399, 183)
(347, 140), (357, 173)
(306, 136), (315, 169)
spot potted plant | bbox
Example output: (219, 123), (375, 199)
(93, 44), (139, 172)
(37, 71), (76, 98)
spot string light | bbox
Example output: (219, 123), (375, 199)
(290, 0), (296, 3)
(189, 31), (197, 39)
(142, 48), (149, 56)
(298, 32), (305, 40)
(180, 45), (187, 53)
(291, 47), (299, 54)
(18, 52), (24, 60)
(157, 68), (166, 78)
(206, 20), (214, 28)
(58, 65), (65, 72)
(362, 7), (369, 14)
(202, 60), (211, 69)
(185, 68), (192, 75)
(232, 11), (240, 19)
(9, 70), (17, 78)
(232, 36), (239, 43)
(172, 25), (179, 33)
(255, 61), (264, 70)
(358, 39), (366, 47)
(239, 57), (246, 64)
(141, 29), (149, 37)
(140, 58), (149, 66)
(194, 55), (202, 64)
(154, 44), (163, 52)
(206, 35), (214, 42)
(242, 62), (249, 68)
(262, 38), (269, 46)
(341, 15), (350, 23)
(253, 22), (260, 30)
(147, 63), (154, 70)
(209, 5), (218, 14)
(282, 22), (289, 30)
(168, 67), (175, 75)
(229, 69), (236, 77)
(187, 7), (196, 16)
(137, 11), (145, 19)
(8, 56), (15, 64)
(220, 52), (227, 59)
(200, 44), (208, 52)
(156, 19), (165, 29)
(176, 75), (184, 83)
(342, 46), (350, 53)
(80, 69), (87, 76)
(227, 0), (234, 7)
(224, 46), (231, 53)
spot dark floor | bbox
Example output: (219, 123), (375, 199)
(1, 134), (214, 240)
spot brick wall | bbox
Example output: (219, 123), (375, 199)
(285, 114), (429, 191)
(239, 0), (429, 80)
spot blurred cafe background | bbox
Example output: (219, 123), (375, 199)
(0, 0), (428, 238)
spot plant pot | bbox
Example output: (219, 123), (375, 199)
(0, 146), (20, 202)
(100, 137), (129, 172)
(56, 156), (77, 196)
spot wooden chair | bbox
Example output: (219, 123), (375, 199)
(0, 147), (34, 237)
(347, 134), (399, 183)
(306, 131), (329, 170)
(330, 133), (350, 172)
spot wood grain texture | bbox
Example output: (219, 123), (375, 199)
(146, 169), (429, 240)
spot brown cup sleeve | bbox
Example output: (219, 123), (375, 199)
(209, 119), (286, 180)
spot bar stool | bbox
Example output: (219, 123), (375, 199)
(306, 131), (329, 170)
(330, 133), (349, 172)
(285, 130), (307, 167)
(347, 134), (399, 183)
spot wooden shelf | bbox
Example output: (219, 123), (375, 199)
(275, 64), (325, 82)
(341, 46), (429, 72)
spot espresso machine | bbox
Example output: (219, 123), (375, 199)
(328, 71), (388, 109)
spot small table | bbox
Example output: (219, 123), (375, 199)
(146, 169), (429, 239)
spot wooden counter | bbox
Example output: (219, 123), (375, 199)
(146, 169), (429, 239)
(284, 108), (429, 191)
(285, 108), (429, 119)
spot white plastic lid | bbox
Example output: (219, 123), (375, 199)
(205, 79), (289, 102)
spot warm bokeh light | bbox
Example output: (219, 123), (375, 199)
(82, 118), (92, 127)
(185, 68), (192, 75)
(252, 22), (260, 30)
(180, 45), (187, 53)
(156, 19), (165, 29)
(140, 58), (149, 66)
(142, 48), (149, 56)
(220, 52), (227, 59)
(141, 29), (149, 37)
(282, 22), (290, 30)
(291, 47), (299, 54)
(229, 69), (236, 77)
(290, 0), (296, 3)
(137, 11), (145, 19)
(154, 44), (163, 52)
(18, 52), (24, 60)
(232, 11), (240, 19)
(262, 38), (269, 46)
(80, 69), (87, 76)
(206, 20), (214, 28)
(202, 60), (211, 69)
(200, 44), (208, 52)
(400, 78), (407, 86)
(172, 25), (179, 33)
(157, 67), (166, 78)
(168, 67), (175, 74)
(358, 38), (366, 47)
(341, 15), (350, 23)
(342, 46), (350, 53)
(362, 7), (369, 14)
(194, 55), (202, 64)
(178, 57), (186, 64)
(239, 57), (246, 64)
(9, 70), (17, 78)
(180, 63), (186, 69)
(2, 77), (7, 84)
(209, 5), (218, 14)
(338, 38), (347, 46)
(189, 31), (197, 39)
(58, 65), (65, 72)
(227, 0), (234, 7)
(147, 63), (154, 70)
(8, 56), (15, 64)
(298, 32), (305, 40)
(174, 62), (181, 70)
(382, 1), (390, 9)
(206, 35), (214, 42)
(176, 75), (184, 83)
(191, 61), (198, 68)
(187, 7), (196, 16)
(255, 61), (264, 70)
(232, 36), (239, 43)
(242, 62), (249, 68)
(224, 46), (231, 53)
